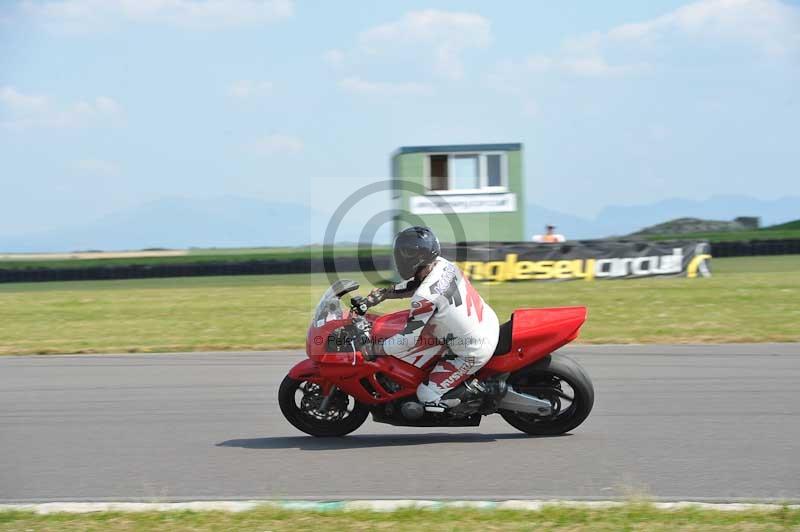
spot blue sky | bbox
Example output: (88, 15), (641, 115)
(1, 0), (798, 243)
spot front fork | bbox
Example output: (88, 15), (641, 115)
(318, 385), (338, 413)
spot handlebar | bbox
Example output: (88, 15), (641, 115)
(348, 290), (387, 360)
(350, 288), (388, 316)
(350, 296), (370, 316)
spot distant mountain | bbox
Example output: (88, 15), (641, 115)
(767, 219), (800, 230)
(527, 195), (800, 240)
(1, 194), (797, 252)
(631, 217), (759, 236)
(0, 197), (337, 252)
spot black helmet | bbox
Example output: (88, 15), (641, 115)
(393, 226), (441, 279)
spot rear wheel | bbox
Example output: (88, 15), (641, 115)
(278, 376), (369, 437)
(500, 354), (594, 436)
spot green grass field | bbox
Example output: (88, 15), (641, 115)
(2, 504), (799, 531)
(0, 255), (797, 355)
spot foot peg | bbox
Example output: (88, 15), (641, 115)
(403, 399), (461, 417)
(424, 398), (461, 412)
(464, 378), (487, 394)
(441, 398), (461, 408)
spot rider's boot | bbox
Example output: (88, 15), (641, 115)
(416, 382), (453, 412)
(419, 379), (487, 412)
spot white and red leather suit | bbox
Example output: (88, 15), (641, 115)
(382, 257), (500, 403)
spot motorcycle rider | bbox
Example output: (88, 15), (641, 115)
(369, 226), (499, 411)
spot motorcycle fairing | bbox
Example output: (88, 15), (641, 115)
(479, 306), (587, 376)
(290, 305), (587, 405)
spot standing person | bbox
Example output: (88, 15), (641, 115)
(533, 225), (565, 243)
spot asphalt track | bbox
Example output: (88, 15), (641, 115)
(1, 344), (799, 503)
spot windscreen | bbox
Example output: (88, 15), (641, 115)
(311, 279), (359, 327)
(311, 286), (346, 327)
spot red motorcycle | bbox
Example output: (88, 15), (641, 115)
(279, 279), (594, 437)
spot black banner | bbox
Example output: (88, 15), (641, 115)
(440, 240), (712, 282)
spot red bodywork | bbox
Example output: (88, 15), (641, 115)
(291, 306), (587, 405)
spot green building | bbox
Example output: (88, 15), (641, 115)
(391, 143), (525, 242)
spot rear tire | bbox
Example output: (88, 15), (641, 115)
(278, 376), (369, 437)
(500, 354), (594, 436)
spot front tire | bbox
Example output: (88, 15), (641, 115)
(500, 354), (594, 436)
(278, 376), (369, 437)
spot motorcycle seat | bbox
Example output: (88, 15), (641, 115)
(492, 316), (513, 356)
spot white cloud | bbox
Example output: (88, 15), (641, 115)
(23, 0), (293, 31)
(567, 0), (800, 60)
(247, 134), (303, 155)
(323, 49), (346, 67)
(498, 0), (799, 88)
(490, 0), (800, 123)
(228, 80), (273, 99)
(603, 0), (800, 56)
(524, 53), (643, 77)
(74, 158), (121, 177)
(0, 86), (122, 129)
(521, 99), (539, 118)
(0, 86), (49, 112)
(339, 76), (433, 96)
(358, 9), (491, 79)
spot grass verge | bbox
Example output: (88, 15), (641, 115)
(0, 255), (798, 355)
(2, 504), (799, 531)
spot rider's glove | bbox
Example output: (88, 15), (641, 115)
(366, 287), (388, 307)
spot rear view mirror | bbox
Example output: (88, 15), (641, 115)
(331, 279), (360, 298)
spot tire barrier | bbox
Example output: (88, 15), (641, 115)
(0, 256), (392, 284)
(709, 239), (800, 258)
(0, 238), (797, 284)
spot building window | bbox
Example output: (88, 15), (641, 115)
(452, 155), (479, 190)
(486, 154), (502, 187)
(429, 154), (448, 191)
(425, 152), (506, 193)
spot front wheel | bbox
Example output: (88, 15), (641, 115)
(500, 354), (594, 436)
(278, 376), (369, 437)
